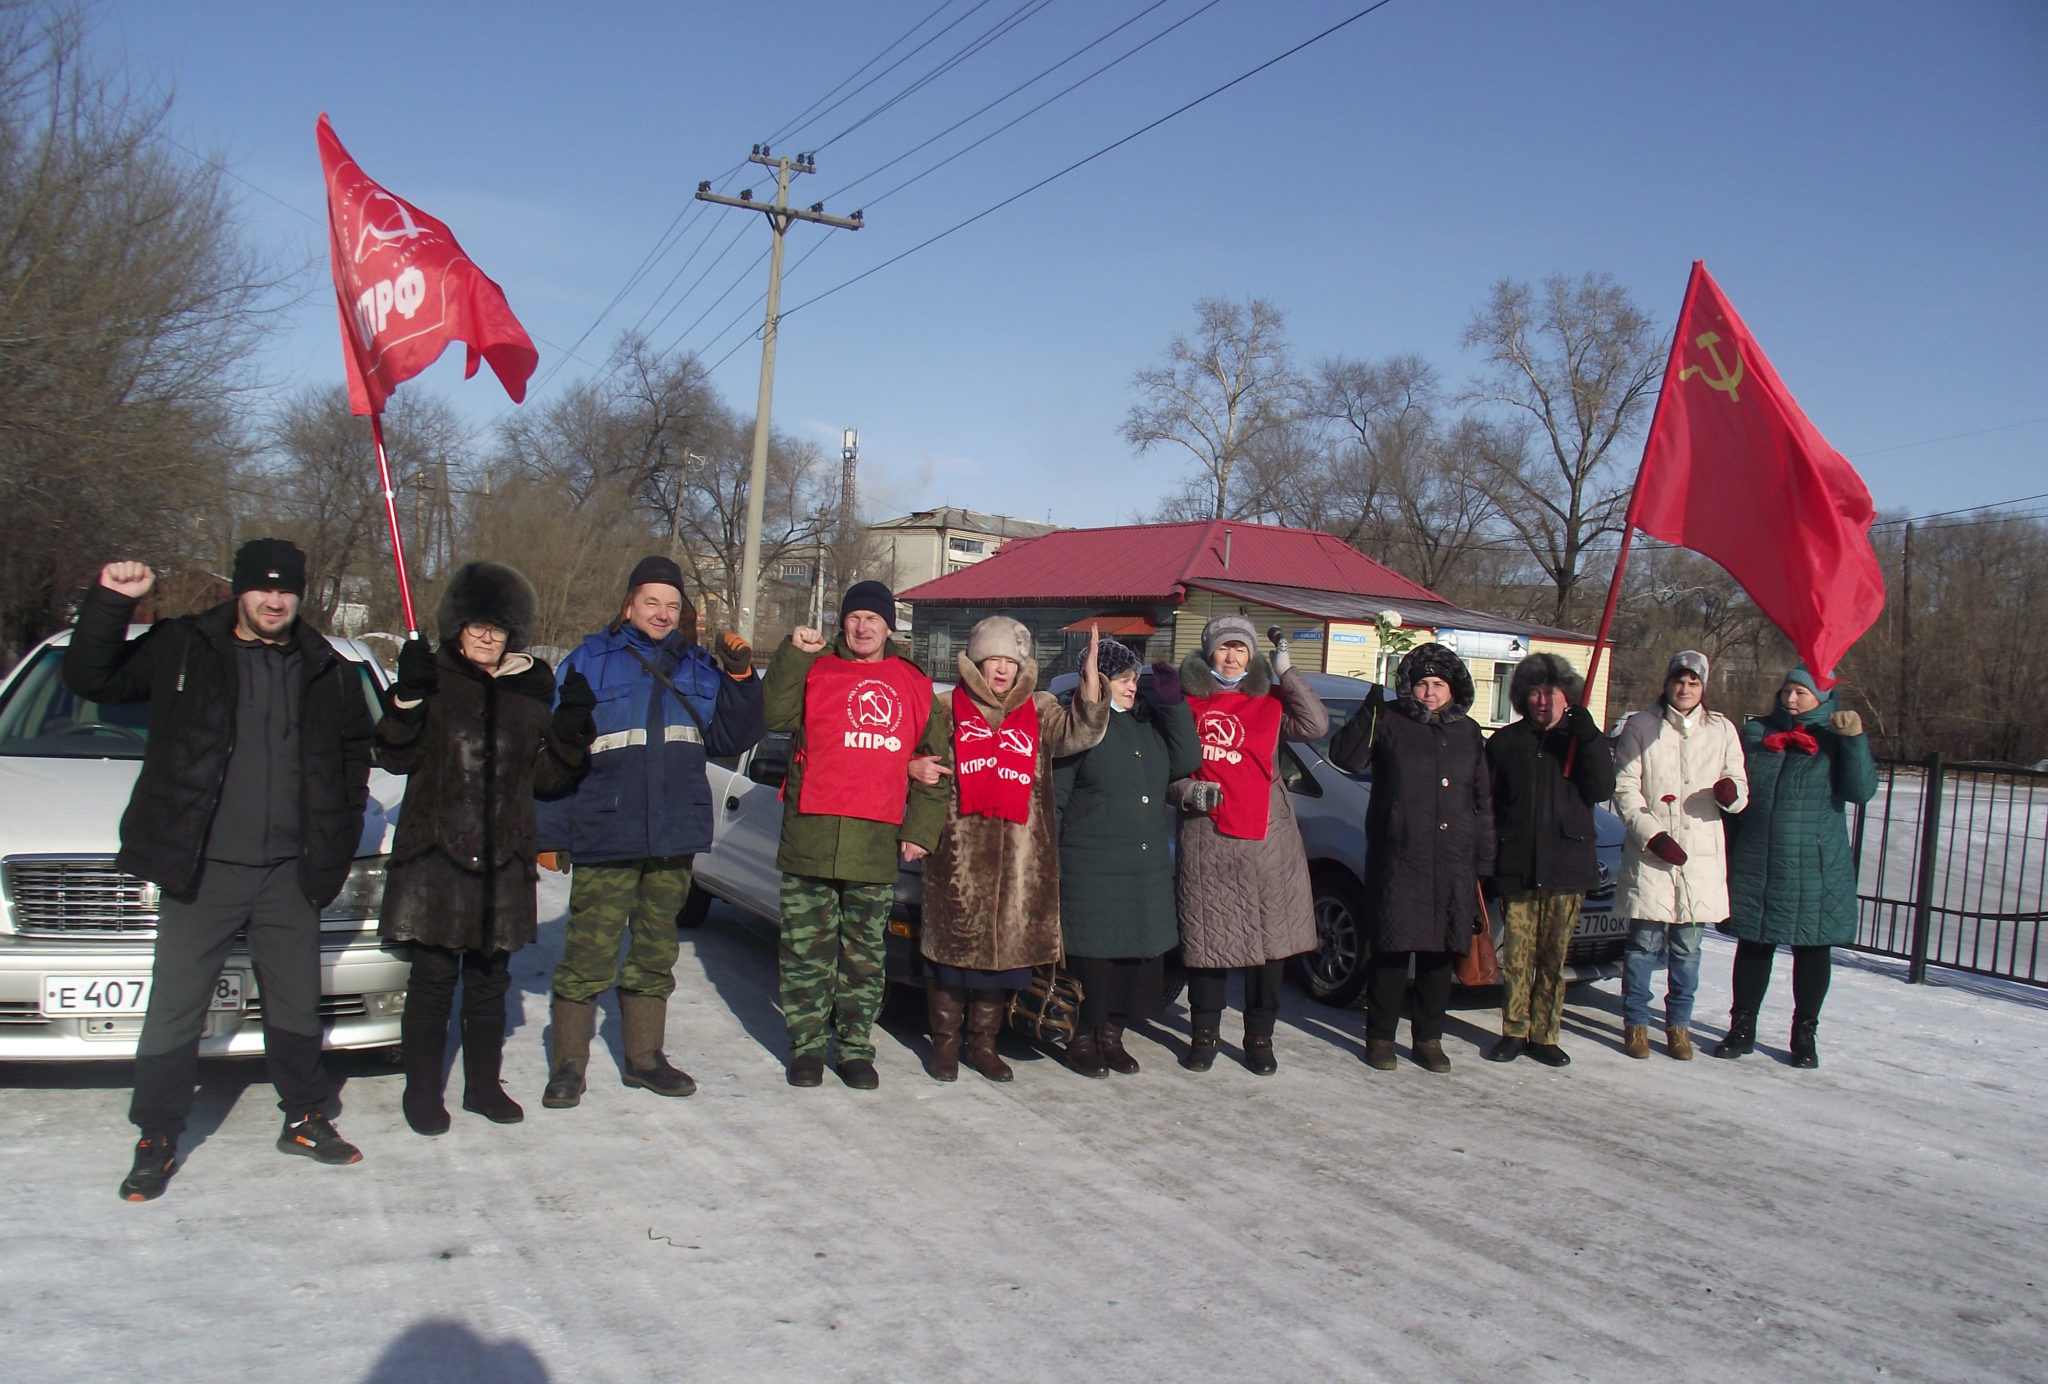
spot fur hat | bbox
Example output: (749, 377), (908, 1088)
(967, 615), (1033, 666)
(1509, 652), (1585, 716)
(438, 562), (538, 652)
(1094, 638), (1142, 683)
(1200, 614), (1259, 662)
(1395, 642), (1473, 711)
(1667, 649), (1710, 684)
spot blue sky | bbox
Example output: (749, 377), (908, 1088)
(97, 0), (2047, 528)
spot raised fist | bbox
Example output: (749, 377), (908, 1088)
(791, 626), (826, 654)
(394, 637), (439, 700)
(718, 632), (754, 678)
(99, 561), (154, 600)
(1829, 710), (1863, 738)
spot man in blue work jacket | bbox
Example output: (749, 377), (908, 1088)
(536, 556), (763, 1107)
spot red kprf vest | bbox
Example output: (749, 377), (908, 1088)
(1188, 689), (1286, 840)
(952, 687), (1038, 823)
(795, 654), (933, 824)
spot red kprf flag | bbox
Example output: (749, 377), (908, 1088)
(317, 113), (537, 415)
(1633, 262), (1884, 688)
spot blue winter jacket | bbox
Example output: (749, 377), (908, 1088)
(534, 623), (765, 864)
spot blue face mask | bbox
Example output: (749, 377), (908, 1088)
(1209, 664), (1245, 688)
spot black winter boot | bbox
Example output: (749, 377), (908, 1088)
(1099, 1021), (1141, 1075)
(398, 1011), (451, 1136)
(1713, 1010), (1758, 1060)
(460, 1018), (525, 1123)
(1064, 1028), (1109, 1079)
(1243, 1033), (1278, 1076)
(1789, 1018), (1820, 1069)
(1182, 1026), (1221, 1072)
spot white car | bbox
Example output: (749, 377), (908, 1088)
(0, 625), (410, 1061)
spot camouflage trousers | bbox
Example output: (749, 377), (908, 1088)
(1499, 889), (1582, 1044)
(552, 856), (692, 1003)
(779, 874), (893, 1062)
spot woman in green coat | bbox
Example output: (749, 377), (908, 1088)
(1052, 640), (1200, 1078)
(1715, 665), (1878, 1068)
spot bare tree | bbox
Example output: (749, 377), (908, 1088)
(0, 2), (279, 658)
(1123, 297), (1301, 519)
(1460, 273), (1664, 625)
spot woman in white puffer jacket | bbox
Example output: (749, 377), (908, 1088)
(1612, 650), (1748, 1060)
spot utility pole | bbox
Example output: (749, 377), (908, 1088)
(840, 427), (860, 585)
(1898, 519), (1914, 758)
(696, 148), (863, 641)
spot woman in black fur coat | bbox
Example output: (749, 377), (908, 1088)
(377, 562), (594, 1135)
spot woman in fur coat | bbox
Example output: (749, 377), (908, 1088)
(1170, 616), (1328, 1076)
(1611, 650), (1748, 1060)
(910, 617), (1106, 1082)
(377, 562), (594, 1135)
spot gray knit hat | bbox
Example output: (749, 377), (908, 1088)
(1666, 649), (1710, 683)
(1200, 614), (1259, 662)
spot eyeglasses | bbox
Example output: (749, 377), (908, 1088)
(463, 624), (507, 643)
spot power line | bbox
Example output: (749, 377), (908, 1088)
(759, 0), (965, 147)
(773, 0), (1002, 149)
(814, 0), (1059, 153)
(778, 0), (1401, 321)
(1870, 490), (2048, 529)
(1848, 416), (2048, 459)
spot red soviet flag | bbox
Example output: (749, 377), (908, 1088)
(1633, 262), (1884, 688)
(318, 113), (537, 415)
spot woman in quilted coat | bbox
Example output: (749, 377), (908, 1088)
(1714, 664), (1877, 1068)
(1611, 650), (1748, 1061)
(1170, 616), (1328, 1076)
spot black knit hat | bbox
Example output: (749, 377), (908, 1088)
(839, 579), (895, 623)
(627, 555), (686, 596)
(231, 538), (306, 597)
(1094, 638), (1142, 682)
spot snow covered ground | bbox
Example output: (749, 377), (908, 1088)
(3, 879), (2044, 1383)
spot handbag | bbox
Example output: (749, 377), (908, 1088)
(1455, 883), (1501, 987)
(1008, 959), (1084, 1044)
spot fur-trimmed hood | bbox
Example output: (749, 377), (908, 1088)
(1179, 649), (1274, 699)
(955, 647), (1039, 716)
(1508, 652), (1583, 717)
(1393, 642), (1472, 722)
(437, 561), (538, 652)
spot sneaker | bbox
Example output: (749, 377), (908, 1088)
(119, 1132), (178, 1202)
(277, 1112), (363, 1165)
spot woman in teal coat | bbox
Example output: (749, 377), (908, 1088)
(1052, 640), (1200, 1078)
(1715, 665), (1878, 1068)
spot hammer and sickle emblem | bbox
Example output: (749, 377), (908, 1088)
(1678, 331), (1744, 403)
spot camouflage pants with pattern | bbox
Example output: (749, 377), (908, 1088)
(552, 856), (692, 1003)
(1499, 888), (1582, 1044)
(779, 874), (893, 1062)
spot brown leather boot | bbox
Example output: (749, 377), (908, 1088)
(1666, 1026), (1694, 1060)
(925, 981), (966, 1082)
(1098, 1020), (1140, 1075)
(1064, 1028), (1109, 1079)
(962, 990), (1014, 1082)
(1624, 1024), (1651, 1059)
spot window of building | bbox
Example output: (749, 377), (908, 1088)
(946, 537), (984, 555)
(778, 564), (808, 583)
(1491, 660), (1521, 723)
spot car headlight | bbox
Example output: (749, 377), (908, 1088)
(322, 855), (388, 927)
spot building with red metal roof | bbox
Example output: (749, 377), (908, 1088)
(900, 519), (1606, 726)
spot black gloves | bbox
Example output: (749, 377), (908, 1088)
(718, 632), (754, 679)
(394, 637), (439, 701)
(553, 669), (597, 745)
(1563, 704), (1601, 741)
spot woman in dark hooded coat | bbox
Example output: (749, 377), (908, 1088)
(377, 562), (594, 1135)
(1327, 643), (1494, 1074)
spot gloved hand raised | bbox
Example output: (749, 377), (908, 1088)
(394, 637), (439, 700)
(1647, 832), (1688, 867)
(1267, 626), (1292, 677)
(553, 669), (597, 745)
(718, 632), (753, 679)
(1829, 710), (1863, 737)
(1563, 704), (1601, 741)
(1149, 661), (1183, 706)
(1182, 780), (1222, 815)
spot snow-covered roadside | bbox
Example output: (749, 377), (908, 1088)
(2, 881), (2043, 1383)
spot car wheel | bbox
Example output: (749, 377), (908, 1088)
(676, 883), (712, 930)
(1295, 870), (1369, 1008)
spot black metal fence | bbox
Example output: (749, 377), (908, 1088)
(1851, 757), (2047, 986)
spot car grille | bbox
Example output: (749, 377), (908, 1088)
(242, 995), (369, 1022)
(4, 858), (160, 940)
(0, 1000), (49, 1026)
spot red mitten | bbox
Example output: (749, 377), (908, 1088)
(1712, 777), (1738, 808)
(1648, 833), (1688, 867)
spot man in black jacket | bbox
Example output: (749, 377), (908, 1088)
(64, 540), (376, 1201)
(1483, 654), (1617, 1068)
